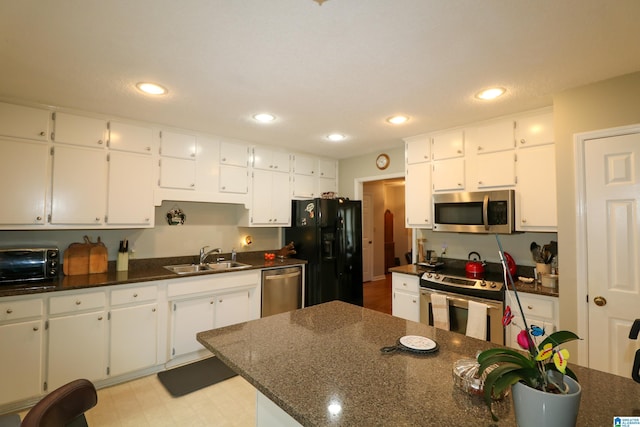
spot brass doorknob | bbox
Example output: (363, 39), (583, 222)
(594, 296), (607, 306)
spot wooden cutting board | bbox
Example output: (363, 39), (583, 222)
(89, 237), (108, 274)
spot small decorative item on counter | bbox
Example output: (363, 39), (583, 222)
(278, 242), (296, 258)
(264, 252), (276, 260)
(452, 352), (505, 398)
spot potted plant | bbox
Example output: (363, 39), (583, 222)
(477, 237), (582, 426)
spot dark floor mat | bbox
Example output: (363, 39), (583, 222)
(157, 357), (238, 397)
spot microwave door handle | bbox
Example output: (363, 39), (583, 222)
(483, 194), (490, 231)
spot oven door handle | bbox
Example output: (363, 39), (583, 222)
(420, 288), (501, 309)
(483, 194), (490, 231)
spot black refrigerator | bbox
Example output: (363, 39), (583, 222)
(285, 198), (363, 307)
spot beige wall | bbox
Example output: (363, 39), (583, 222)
(338, 145), (405, 199)
(554, 71), (640, 358)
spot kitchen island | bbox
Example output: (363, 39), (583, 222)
(197, 300), (640, 426)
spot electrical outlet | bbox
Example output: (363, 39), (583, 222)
(441, 242), (447, 255)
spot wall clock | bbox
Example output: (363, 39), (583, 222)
(376, 153), (390, 170)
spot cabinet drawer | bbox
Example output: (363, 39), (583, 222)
(49, 291), (106, 315)
(517, 294), (555, 320)
(111, 285), (158, 306)
(392, 273), (419, 293)
(0, 298), (43, 322)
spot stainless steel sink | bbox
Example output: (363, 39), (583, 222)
(164, 261), (251, 274)
(207, 261), (251, 271)
(164, 264), (212, 274)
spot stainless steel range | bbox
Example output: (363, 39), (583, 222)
(419, 270), (505, 345)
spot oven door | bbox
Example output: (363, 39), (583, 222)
(419, 287), (504, 345)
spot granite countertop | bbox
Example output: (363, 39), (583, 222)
(0, 252), (306, 298)
(197, 300), (640, 426)
(389, 264), (559, 298)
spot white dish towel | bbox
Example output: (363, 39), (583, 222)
(430, 293), (450, 331)
(466, 300), (488, 340)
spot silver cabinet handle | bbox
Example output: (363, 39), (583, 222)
(98, 140), (104, 145)
(75, 300), (82, 305)
(98, 316), (103, 321)
(33, 326), (39, 331)
(6, 308), (13, 314)
(133, 293), (138, 298)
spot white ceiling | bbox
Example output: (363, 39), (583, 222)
(1, 1), (639, 159)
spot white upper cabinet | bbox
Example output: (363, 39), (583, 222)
(252, 146), (290, 172)
(467, 120), (514, 154)
(515, 111), (554, 148)
(432, 158), (465, 192)
(159, 157), (196, 190)
(219, 165), (248, 194)
(220, 141), (249, 166)
(476, 151), (516, 188)
(516, 144), (557, 231)
(431, 129), (464, 160)
(0, 139), (49, 226)
(50, 145), (107, 225)
(405, 162), (432, 227)
(53, 112), (107, 148)
(292, 154), (316, 176)
(405, 135), (431, 164)
(108, 121), (153, 154)
(107, 151), (154, 226)
(250, 169), (291, 226)
(0, 102), (49, 141)
(160, 130), (196, 159)
(318, 159), (336, 179)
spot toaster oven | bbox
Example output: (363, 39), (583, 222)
(0, 247), (60, 283)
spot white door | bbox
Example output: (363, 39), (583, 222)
(362, 193), (373, 282)
(585, 132), (640, 378)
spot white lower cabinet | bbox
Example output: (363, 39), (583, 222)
(0, 297), (44, 406)
(171, 297), (215, 358)
(47, 304), (108, 390)
(506, 291), (558, 350)
(215, 290), (250, 328)
(109, 285), (159, 376)
(391, 273), (420, 322)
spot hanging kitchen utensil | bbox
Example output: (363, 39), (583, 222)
(465, 251), (485, 278)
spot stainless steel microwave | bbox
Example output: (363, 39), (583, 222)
(0, 247), (60, 283)
(432, 190), (515, 234)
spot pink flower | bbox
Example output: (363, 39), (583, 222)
(516, 329), (531, 350)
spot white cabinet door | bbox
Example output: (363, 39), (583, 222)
(318, 159), (336, 179)
(292, 174), (316, 199)
(515, 112), (554, 148)
(0, 139), (49, 225)
(109, 303), (158, 376)
(47, 310), (107, 390)
(215, 290), (250, 328)
(253, 147), (290, 172)
(160, 131), (196, 159)
(468, 120), (514, 154)
(108, 121), (153, 154)
(405, 135), (431, 164)
(53, 112), (107, 148)
(516, 144), (557, 230)
(0, 102), (49, 141)
(51, 145), (107, 225)
(477, 151), (516, 188)
(431, 129), (464, 160)
(251, 170), (290, 226)
(159, 157), (196, 190)
(220, 164), (248, 194)
(392, 291), (420, 322)
(220, 141), (249, 166)
(0, 320), (43, 405)
(107, 151), (154, 225)
(171, 297), (215, 358)
(405, 162), (432, 227)
(292, 154), (316, 176)
(432, 158), (465, 192)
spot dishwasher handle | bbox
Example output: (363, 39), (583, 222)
(264, 271), (301, 281)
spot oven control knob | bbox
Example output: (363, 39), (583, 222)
(480, 281), (487, 287)
(434, 274), (440, 280)
(490, 282), (497, 288)
(425, 273), (432, 279)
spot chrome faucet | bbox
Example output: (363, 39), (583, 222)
(199, 246), (222, 265)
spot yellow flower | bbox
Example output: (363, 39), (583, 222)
(535, 343), (554, 361)
(553, 348), (570, 373)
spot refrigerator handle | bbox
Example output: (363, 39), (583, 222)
(336, 215), (345, 276)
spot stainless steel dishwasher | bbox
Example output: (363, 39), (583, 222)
(261, 266), (303, 317)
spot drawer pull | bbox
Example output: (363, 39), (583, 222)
(6, 309), (12, 314)
(527, 305), (533, 310)
(76, 300), (82, 305)
(98, 316), (103, 321)
(152, 308), (156, 312)
(133, 293), (138, 298)
(33, 326), (39, 331)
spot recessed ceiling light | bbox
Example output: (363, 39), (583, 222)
(386, 115), (409, 125)
(253, 113), (276, 123)
(475, 87), (506, 100)
(327, 133), (346, 142)
(136, 82), (167, 95)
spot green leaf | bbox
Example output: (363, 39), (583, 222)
(482, 364), (523, 421)
(538, 330), (580, 350)
(477, 348), (534, 375)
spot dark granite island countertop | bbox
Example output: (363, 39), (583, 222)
(197, 301), (640, 426)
